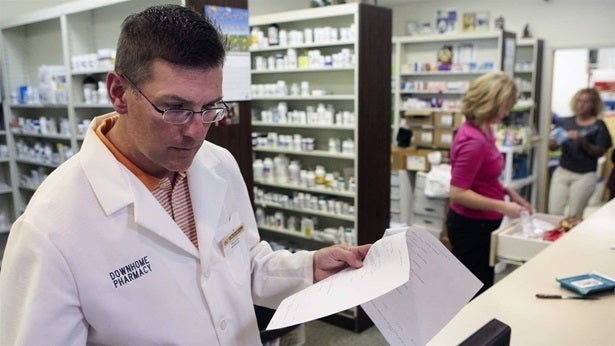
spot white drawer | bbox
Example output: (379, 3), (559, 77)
(390, 212), (401, 223)
(391, 173), (400, 186)
(412, 213), (444, 232)
(489, 213), (563, 266)
(390, 185), (401, 199)
(413, 193), (447, 217)
(390, 199), (401, 213)
(415, 171), (427, 189)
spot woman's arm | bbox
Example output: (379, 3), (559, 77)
(579, 136), (609, 158)
(504, 186), (532, 211)
(449, 185), (530, 218)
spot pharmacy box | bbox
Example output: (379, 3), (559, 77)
(489, 213), (563, 266)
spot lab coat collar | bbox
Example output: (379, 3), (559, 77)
(80, 114), (228, 259)
(80, 114), (134, 216)
(188, 143), (228, 261)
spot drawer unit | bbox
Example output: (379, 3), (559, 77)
(390, 170), (413, 226)
(411, 172), (448, 238)
(411, 214), (444, 238)
(413, 191), (447, 217)
(489, 213), (563, 266)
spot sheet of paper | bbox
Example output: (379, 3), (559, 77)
(266, 231), (409, 330)
(362, 227), (483, 346)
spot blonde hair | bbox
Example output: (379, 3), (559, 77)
(461, 71), (518, 126)
(570, 88), (604, 117)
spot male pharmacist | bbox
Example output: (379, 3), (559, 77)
(0, 5), (369, 345)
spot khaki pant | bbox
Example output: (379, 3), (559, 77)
(548, 166), (596, 217)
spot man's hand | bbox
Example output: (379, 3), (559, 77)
(313, 244), (371, 282)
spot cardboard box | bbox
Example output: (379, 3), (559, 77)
(434, 128), (454, 148)
(406, 152), (427, 171)
(404, 115), (433, 128)
(414, 129), (434, 146)
(391, 145), (417, 170)
(454, 112), (466, 127)
(433, 111), (456, 128)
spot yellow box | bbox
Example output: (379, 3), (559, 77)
(391, 145), (417, 170)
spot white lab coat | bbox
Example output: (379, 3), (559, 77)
(0, 113), (314, 345)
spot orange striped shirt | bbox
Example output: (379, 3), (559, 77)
(96, 115), (198, 248)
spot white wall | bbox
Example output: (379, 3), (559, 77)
(0, 0), (75, 24)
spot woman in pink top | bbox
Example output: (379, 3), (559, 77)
(447, 72), (532, 296)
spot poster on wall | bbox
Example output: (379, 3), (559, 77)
(593, 78), (615, 116)
(205, 6), (251, 101)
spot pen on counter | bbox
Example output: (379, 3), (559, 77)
(535, 293), (599, 300)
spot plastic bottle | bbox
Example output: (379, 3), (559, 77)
(267, 24), (279, 46)
(301, 217), (314, 237)
(315, 165), (326, 185)
(83, 75), (97, 104)
(253, 159), (264, 181)
(263, 157), (273, 182)
(97, 81), (108, 104)
(288, 160), (300, 184)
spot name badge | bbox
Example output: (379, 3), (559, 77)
(222, 224), (244, 256)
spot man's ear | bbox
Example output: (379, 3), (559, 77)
(107, 71), (128, 114)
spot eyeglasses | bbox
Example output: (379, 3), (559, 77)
(122, 75), (229, 125)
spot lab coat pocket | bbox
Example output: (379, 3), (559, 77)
(215, 212), (250, 286)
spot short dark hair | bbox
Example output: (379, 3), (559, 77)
(115, 4), (226, 85)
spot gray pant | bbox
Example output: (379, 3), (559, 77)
(548, 166), (596, 217)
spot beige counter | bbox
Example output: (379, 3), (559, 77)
(429, 199), (615, 345)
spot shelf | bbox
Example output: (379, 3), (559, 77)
(11, 131), (72, 141)
(70, 67), (112, 76)
(251, 66), (355, 74)
(74, 103), (114, 109)
(251, 95), (355, 101)
(400, 71), (492, 77)
(498, 137), (541, 154)
(402, 108), (459, 116)
(255, 200), (355, 222)
(393, 31), (509, 44)
(252, 121), (354, 130)
(250, 39), (355, 52)
(10, 103), (68, 109)
(253, 147), (354, 160)
(254, 179), (355, 198)
(0, 188), (13, 195)
(16, 158), (60, 168)
(250, 4), (391, 332)
(392, 30), (515, 146)
(400, 90), (466, 95)
(257, 224), (335, 245)
(506, 175), (536, 190)
(18, 185), (39, 192)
